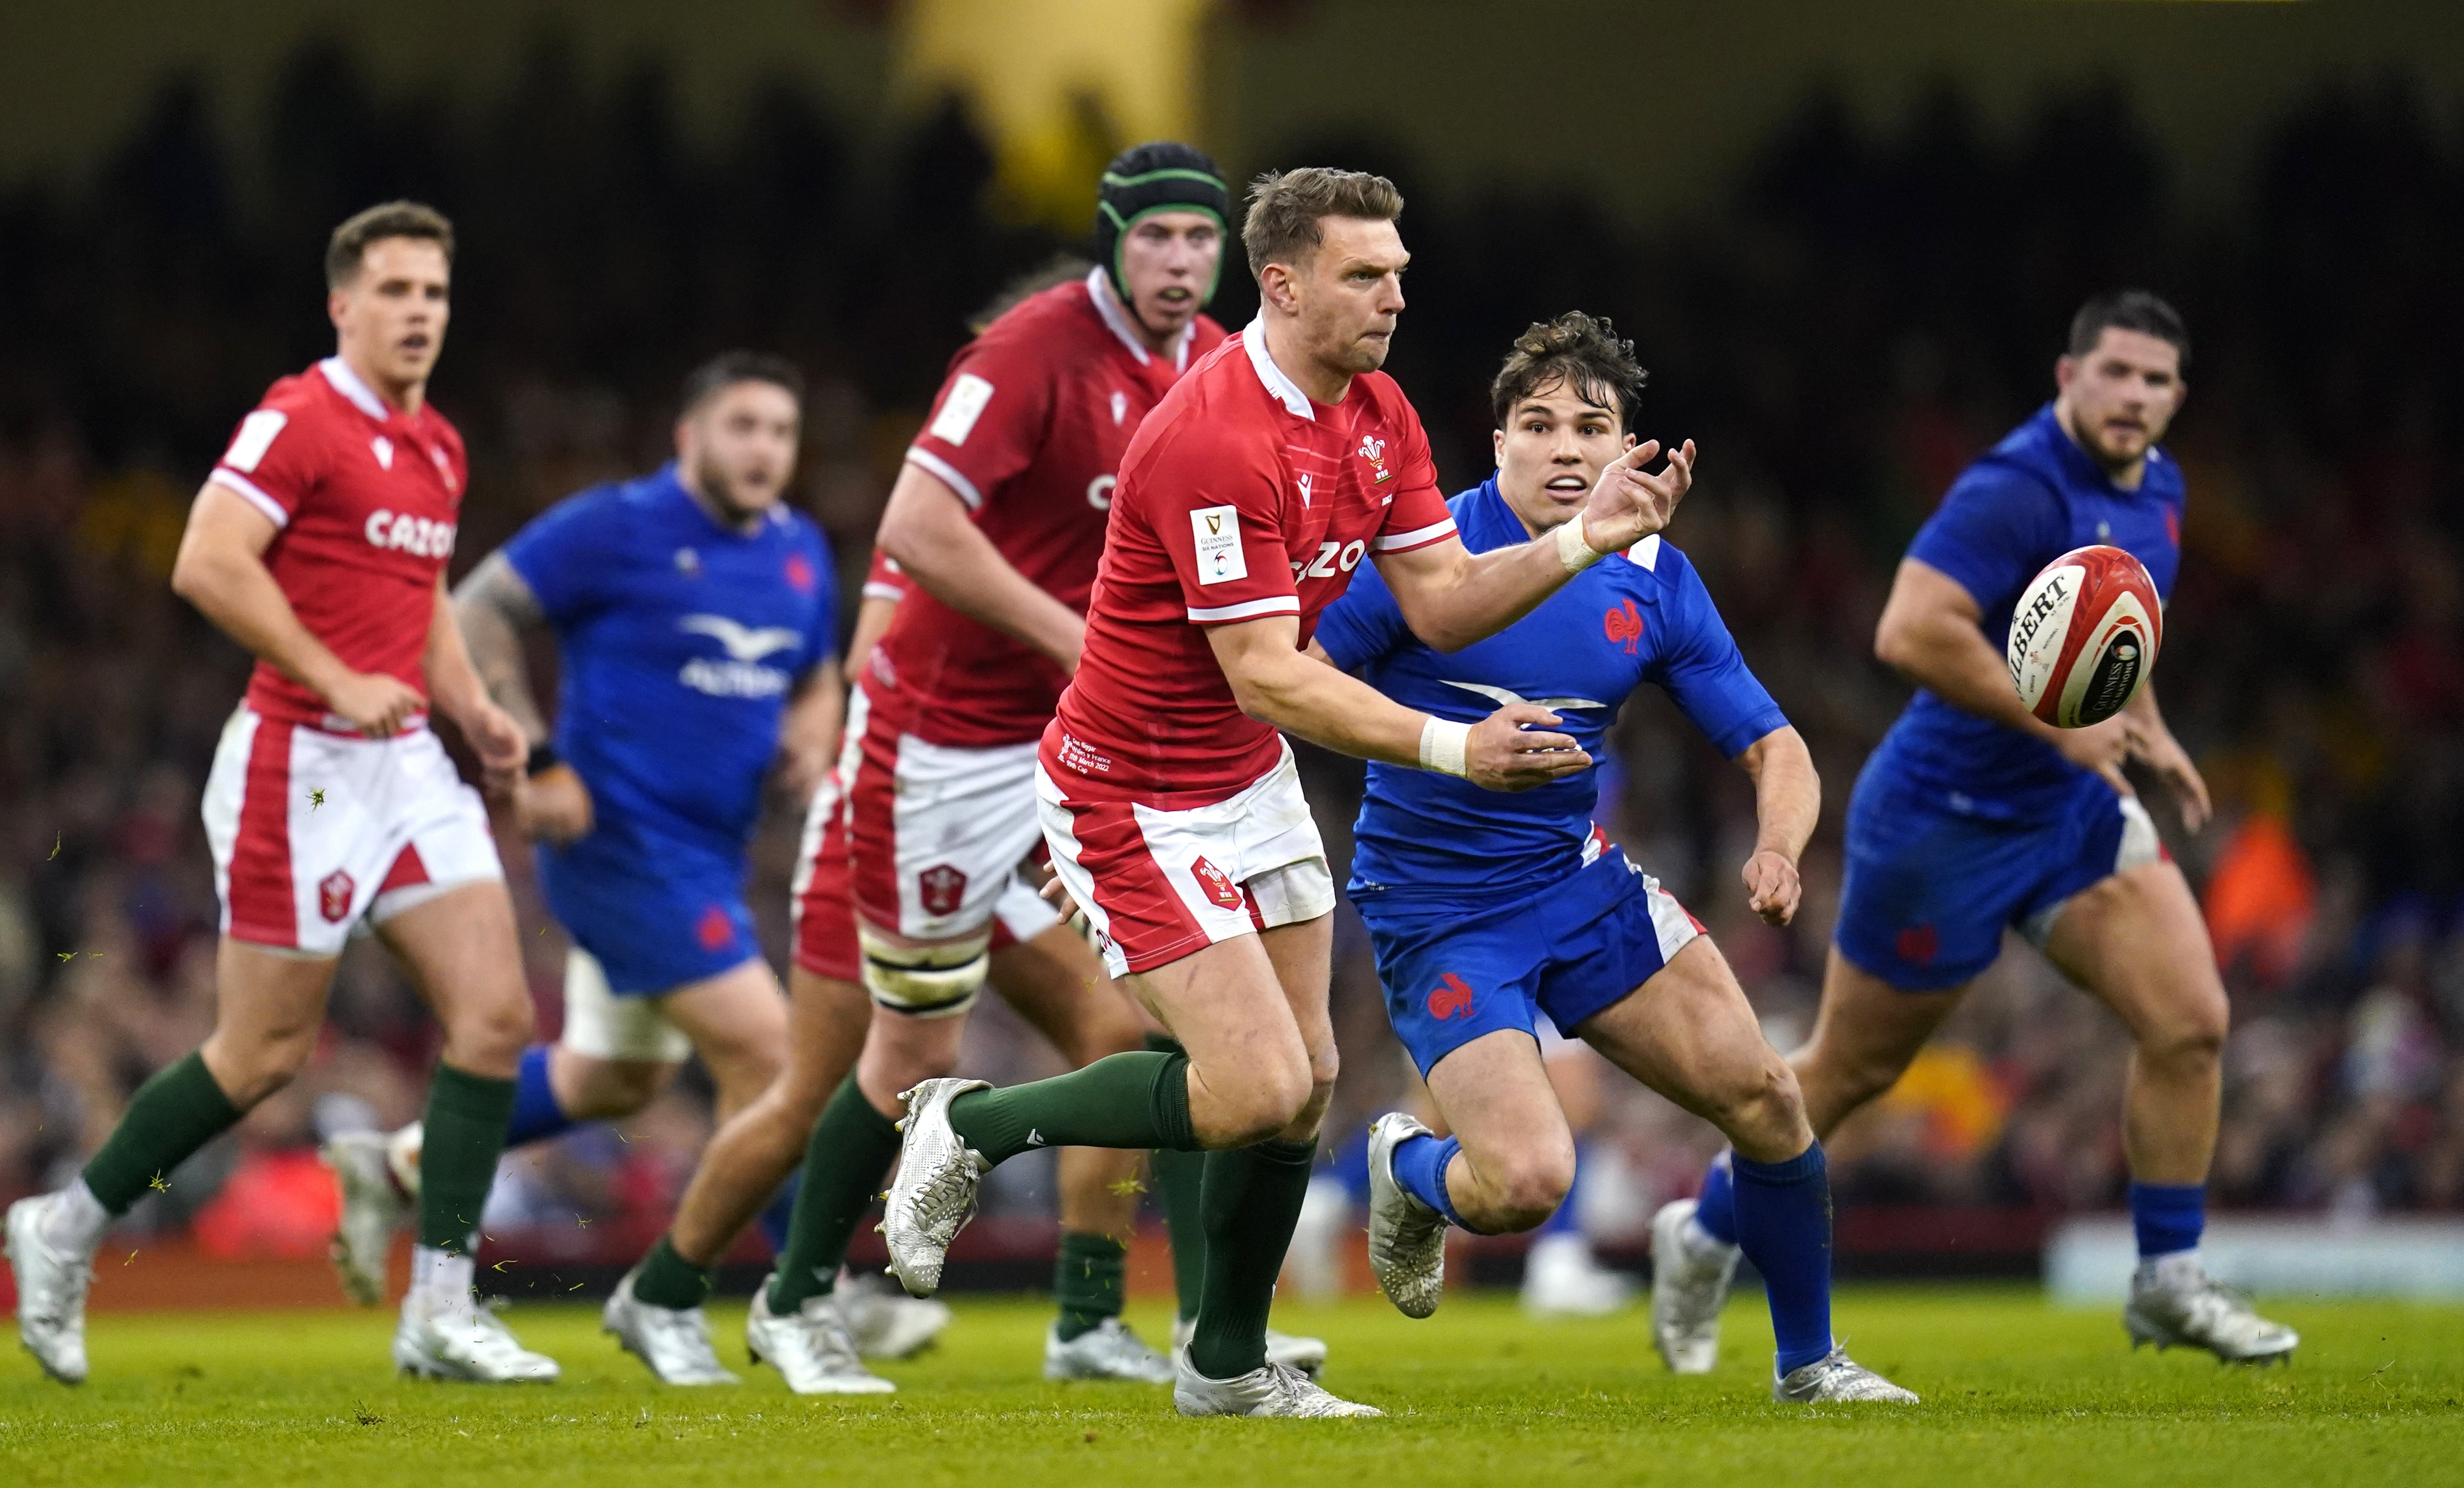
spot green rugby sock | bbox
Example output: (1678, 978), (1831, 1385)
(768, 1074), (903, 1314)
(1052, 1230), (1129, 1342)
(80, 1051), (242, 1215)
(417, 1063), (517, 1253)
(1144, 1034), (1207, 1323)
(945, 1051), (1194, 1165)
(1188, 1138), (1316, 1380)
(632, 1234), (712, 1310)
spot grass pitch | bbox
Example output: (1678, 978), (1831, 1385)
(3, 1287), (2456, 1487)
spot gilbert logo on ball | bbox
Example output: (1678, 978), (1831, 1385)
(2006, 543), (2162, 729)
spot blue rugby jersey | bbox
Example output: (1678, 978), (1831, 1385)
(1316, 479), (1786, 905)
(504, 463), (837, 860)
(1871, 403), (2185, 822)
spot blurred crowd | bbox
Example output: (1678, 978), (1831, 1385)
(2, 42), (2459, 1260)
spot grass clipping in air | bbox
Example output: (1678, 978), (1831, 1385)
(1, 1288), (2456, 1487)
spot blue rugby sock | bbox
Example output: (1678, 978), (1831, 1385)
(1694, 1150), (1739, 1245)
(1536, 1142), (1588, 1238)
(1732, 1143), (1834, 1378)
(1390, 1132), (1477, 1231)
(502, 1045), (576, 1148)
(2129, 1181), (2205, 1259)
(757, 1174), (800, 1256)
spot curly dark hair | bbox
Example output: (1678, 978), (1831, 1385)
(1489, 311), (1649, 433)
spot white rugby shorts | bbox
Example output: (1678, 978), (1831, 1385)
(201, 705), (503, 957)
(842, 681), (1052, 942)
(1035, 741), (1336, 978)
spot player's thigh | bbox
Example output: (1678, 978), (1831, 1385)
(1795, 945), (1966, 1124)
(2039, 858), (2228, 1058)
(778, 966), (878, 1120)
(201, 939), (342, 1101)
(990, 922), (1146, 1067)
(377, 879), (534, 1073)
(1133, 929), (1315, 1142)
(1258, 911), (1336, 1079)
(657, 957), (790, 1097)
(1425, 1028), (1574, 1209)
(1577, 938), (1783, 1124)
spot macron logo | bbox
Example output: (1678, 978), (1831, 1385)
(679, 614), (802, 662)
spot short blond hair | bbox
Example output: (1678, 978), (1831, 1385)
(1241, 167), (1403, 279)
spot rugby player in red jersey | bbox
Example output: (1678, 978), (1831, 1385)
(4, 203), (553, 1385)
(645, 146), (1276, 1392)
(882, 167), (1695, 1418)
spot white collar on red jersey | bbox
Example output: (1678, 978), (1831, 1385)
(318, 356), (391, 422)
(1241, 315), (1314, 421)
(1085, 268), (1194, 372)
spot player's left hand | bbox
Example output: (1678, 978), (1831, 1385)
(1741, 850), (1801, 926)
(2125, 719), (2212, 833)
(1576, 438), (1696, 555)
(461, 699), (530, 796)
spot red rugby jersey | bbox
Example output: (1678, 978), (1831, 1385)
(871, 269), (1226, 747)
(207, 357), (468, 729)
(1045, 321), (1458, 802)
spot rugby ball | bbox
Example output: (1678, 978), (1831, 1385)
(2005, 544), (2161, 729)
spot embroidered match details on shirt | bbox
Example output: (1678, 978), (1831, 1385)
(1191, 505), (1246, 585)
(928, 373), (995, 445)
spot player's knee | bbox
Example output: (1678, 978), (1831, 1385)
(2139, 985), (2228, 1072)
(1709, 1053), (1807, 1145)
(1489, 1151), (1575, 1232)
(207, 1030), (316, 1107)
(454, 990), (536, 1067)
(858, 926), (990, 1020)
(1212, 1059), (1314, 1146)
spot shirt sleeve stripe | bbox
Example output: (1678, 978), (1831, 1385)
(1372, 518), (1457, 552)
(904, 447), (984, 510)
(1186, 595), (1302, 624)
(208, 468), (290, 529)
(861, 582), (905, 602)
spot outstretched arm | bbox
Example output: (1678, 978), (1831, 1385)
(876, 463), (1085, 672)
(1733, 725), (1818, 925)
(1374, 439), (1695, 652)
(774, 655), (845, 809)
(1207, 615), (1586, 791)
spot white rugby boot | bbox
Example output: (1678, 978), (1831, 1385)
(602, 1266), (737, 1385)
(2124, 1256), (2299, 1364)
(1365, 1112), (1448, 1319)
(1773, 1344), (1919, 1404)
(744, 1275), (895, 1395)
(323, 1129), (404, 1306)
(1044, 1316), (1174, 1382)
(394, 1301), (561, 1383)
(879, 1078), (991, 1297)
(1171, 1317), (1330, 1381)
(6, 1194), (96, 1385)
(835, 1270), (953, 1360)
(1649, 1198), (1739, 1374)
(1521, 1232), (1634, 1317)
(1173, 1348), (1382, 1418)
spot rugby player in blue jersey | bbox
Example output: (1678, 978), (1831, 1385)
(325, 353), (845, 1384)
(1659, 293), (2297, 1368)
(1322, 313), (1915, 1404)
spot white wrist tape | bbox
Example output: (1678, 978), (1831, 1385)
(1418, 717), (1471, 778)
(1554, 514), (1607, 573)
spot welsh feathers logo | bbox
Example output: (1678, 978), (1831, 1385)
(1189, 856), (1244, 911)
(318, 869), (356, 924)
(1426, 972), (1475, 1021)
(1604, 598), (1645, 654)
(1357, 434), (1392, 483)
(918, 864), (968, 918)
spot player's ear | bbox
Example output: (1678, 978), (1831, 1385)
(1621, 431), (1638, 453)
(1492, 427), (1506, 468)
(2054, 354), (2078, 393)
(1258, 260), (1299, 317)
